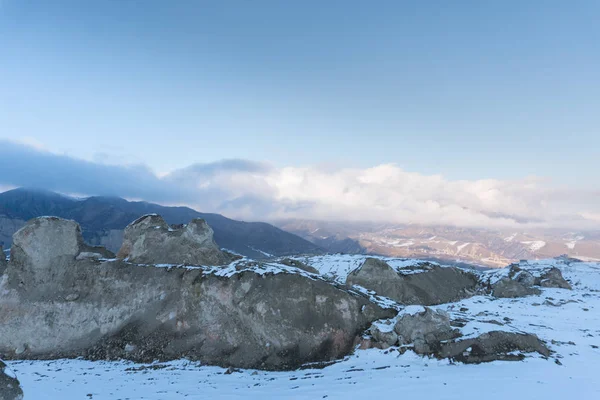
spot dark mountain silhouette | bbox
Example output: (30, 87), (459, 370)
(0, 188), (324, 259)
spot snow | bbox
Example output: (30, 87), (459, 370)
(6, 258), (600, 399)
(456, 243), (470, 253)
(295, 254), (449, 283)
(247, 246), (274, 257)
(504, 233), (518, 242)
(565, 236), (584, 250)
(522, 240), (546, 252)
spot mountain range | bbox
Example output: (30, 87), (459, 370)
(276, 219), (600, 267)
(0, 188), (323, 259)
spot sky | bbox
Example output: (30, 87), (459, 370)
(0, 1), (599, 228)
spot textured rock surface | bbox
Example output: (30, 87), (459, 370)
(394, 307), (460, 354)
(0, 217), (394, 370)
(0, 246), (6, 275)
(436, 331), (551, 363)
(492, 277), (541, 298)
(539, 267), (572, 289)
(369, 324), (398, 349)
(346, 258), (479, 305)
(0, 359), (23, 400)
(117, 214), (229, 266)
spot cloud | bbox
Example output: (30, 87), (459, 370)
(1, 139), (598, 229)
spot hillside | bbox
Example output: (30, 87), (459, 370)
(0, 188), (323, 258)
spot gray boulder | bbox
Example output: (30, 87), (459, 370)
(539, 267), (572, 289)
(117, 214), (229, 266)
(436, 331), (551, 363)
(347, 258), (479, 305)
(0, 217), (395, 370)
(0, 359), (23, 400)
(369, 323), (398, 348)
(492, 277), (541, 298)
(394, 307), (460, 354)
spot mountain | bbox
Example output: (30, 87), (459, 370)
(277, 219), (600, 267)
(0, 188), (324, 259)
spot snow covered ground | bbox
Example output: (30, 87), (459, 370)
(6, 258), (600, 399)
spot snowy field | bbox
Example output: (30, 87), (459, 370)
(6, 258), (600, 400)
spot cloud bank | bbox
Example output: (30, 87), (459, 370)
(1, 139), (598, 229)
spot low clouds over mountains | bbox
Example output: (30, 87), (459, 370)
(1, 139), (598, 230)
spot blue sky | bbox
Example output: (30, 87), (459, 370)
(0, 1), (599, 228)
(1, 1), (598, 181)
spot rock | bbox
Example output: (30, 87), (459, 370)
(513, 270), (536, 287)
(394, 307), (461, 354)
(346, 258), (479, 305)
(436, 331), (551, 363)
(279, 258), (319, 274)
(539, 267), (572, 290)
(0, 217), (395, 371)
(492, 277), (541, 298)
(0, 359), (23, 400)
(117, 214), (229, 266)
(0, 246), (6, 275)
(8, 217), (85, 297)
(369, 323), (399, 348)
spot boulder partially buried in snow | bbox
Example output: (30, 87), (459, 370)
(492, 277), (541, 298)
(436, 331), (551, 363)
(0, 217), (395, 370)
(490, 263), (571, 298)
(539, 267), (572, 289)
(0, 359), (23, 400)
(346, 258), (479, 305)
(394, 307), (460, 354)
(117, 214), (229, 266)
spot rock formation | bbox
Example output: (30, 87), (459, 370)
(394, 307), (461, 354)
(436, 331), (551, 363)
(491, 264), (571, 298)
(0, 217), (394, 370)
(0, 359), (23, 400)
(346, 258), (479, 305)
(116, 214), (229, 266)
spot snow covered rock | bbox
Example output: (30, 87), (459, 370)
(346, 258), (479, 305)
(0, 217), (395, 371)
(278, 258), (319, 274)
(0, 359), (23, 400)
(539, 267), (572, 289)
(117, 214), (229, 266)
(369, 322), (398, 348)
(436, 331), (551, 363)
(492, 277), (541, 298)
(490, 263), (571, 298)
(394, 307), (460, 354)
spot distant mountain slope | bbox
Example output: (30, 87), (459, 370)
(277, 219), (600, 267)
(0, 188), (324, 259)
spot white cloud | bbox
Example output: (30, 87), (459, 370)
(167, 163), (600, 230)
(1, 139), (598, 230)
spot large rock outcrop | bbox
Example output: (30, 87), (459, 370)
(0, 359), (23, 400)
(117, 214), (229, 266)
(0, 217), (394, 370)
(346, 258), (479, 305)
